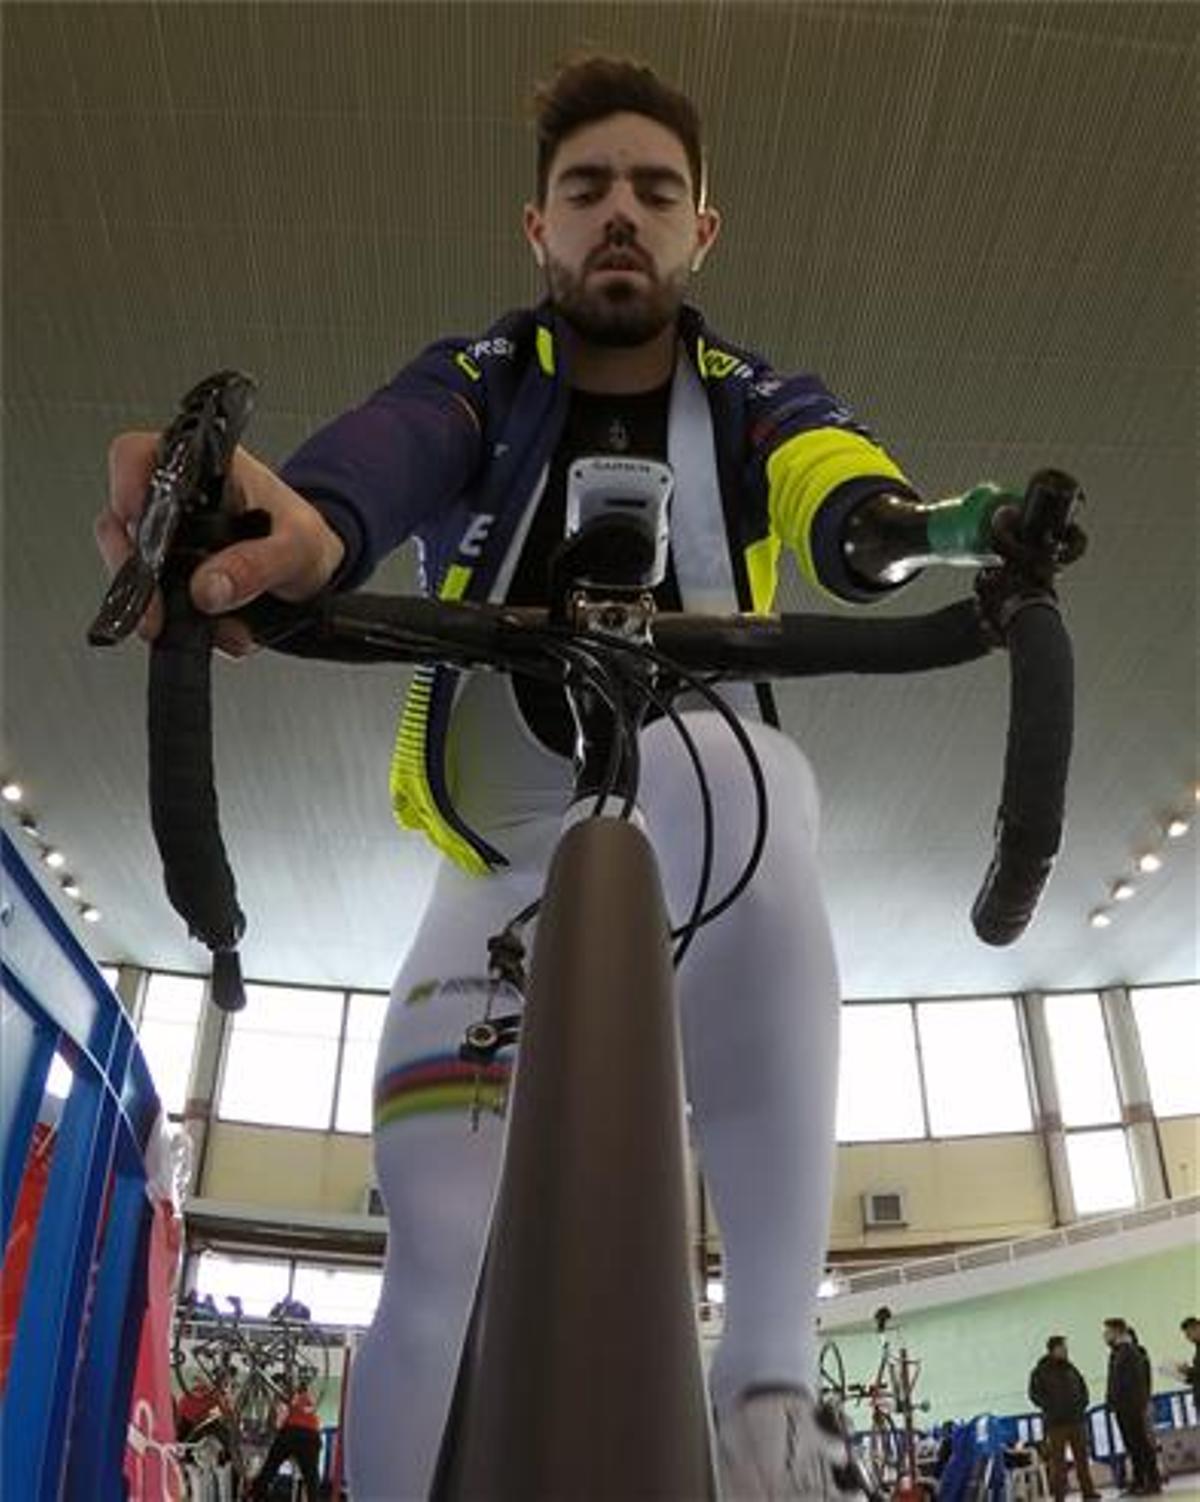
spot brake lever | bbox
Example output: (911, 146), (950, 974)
(975, 468), (1085, 639)
(88, 371), (257, 645)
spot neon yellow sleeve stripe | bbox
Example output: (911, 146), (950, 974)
(743, 534), (782, 615)
(387, 561), (492, 875)
(439, 563), (472, 601)
(765, 428), (909, 591)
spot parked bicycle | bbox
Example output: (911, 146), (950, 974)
(820, 1309), (931, 1499)
(171, 1291), (331, 1491)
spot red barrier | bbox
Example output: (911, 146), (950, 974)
(123, 1196), (185, 1501)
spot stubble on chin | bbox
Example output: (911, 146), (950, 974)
(544, 256), (687, 347)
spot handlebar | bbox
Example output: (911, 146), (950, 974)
(136, 562), (1075, 1014)
(88, 375), (1077, 1011)
(240, 577), (1072, 950)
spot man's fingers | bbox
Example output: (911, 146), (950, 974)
(94, 506), (134, 574)
(135, 594), (165, 642)
(213, 618), (260, 659)
(107, 431), (160, 529)
(190, 538), (283, 614)
(95, 497), (164, 640)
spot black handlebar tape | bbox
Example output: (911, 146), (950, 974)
(971, 601), (1074, 945)
(655, 598), (992, 677)
(291, 594), (994, 677)
(148, 572), (247, 1010)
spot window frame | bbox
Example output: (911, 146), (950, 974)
(914, 994), (1035, 1139)
(214, 979), (389, 1135)
(1041, 989), (1124, 1130)
(1129, 981), (1200, 1121)
(135, 968), (207, 1120)
(1061, 1122), (1138, 1216)
(835, 999), (929, 1145)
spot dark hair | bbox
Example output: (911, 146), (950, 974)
(1046, 1335), (1067, 1352)
(1104, 1317), (1128, 1334)
(531, 52), (705, 207)
(1183, 1316), (1200, 1330)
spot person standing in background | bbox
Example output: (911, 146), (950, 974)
(1104, 1318), (1162, 1496)
(1028, 1336), (1102, 1502)
(1175, 1317), (1200, 1405)
(246, 1380), (322, 1502)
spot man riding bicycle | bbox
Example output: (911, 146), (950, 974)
(98, 53), (1079, 1500)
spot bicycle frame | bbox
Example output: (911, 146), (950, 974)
(431, 807), (717, 1494)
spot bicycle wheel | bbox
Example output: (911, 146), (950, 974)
(819, 1340), (848, 1403)
(432, 817), (716, 1498)
(870, 1408), (902, 1492)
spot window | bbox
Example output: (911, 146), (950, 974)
(836, 1004), (925, 1142)
(292, 1264), (382, 1328)
(1131, 984), (1200, 1118)
(99, 964), (119, 992)
(138, 972), (205, 1117)
(218, 983), (344, 1129)
(192, 1251), (292, 1319)
(1064, 1128), (1136, 1215)
(917, 998), (1033, 1136)
(1043, 992), (1121, 1127)
(334, 992), (388, 1134)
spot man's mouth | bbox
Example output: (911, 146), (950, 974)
(590, 250), (650, 275)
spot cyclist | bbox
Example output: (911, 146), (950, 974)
(97, 53), (1079, 1500)
(246, 1380), (323, 1502)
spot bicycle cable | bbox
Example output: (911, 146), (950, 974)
(632, 679), (715, 967)
(487, 630), (637, 950)
(588, 632), (770, 932)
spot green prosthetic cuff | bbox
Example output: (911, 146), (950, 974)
(926, 482), (1016, 560)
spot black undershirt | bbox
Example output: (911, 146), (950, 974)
(505, 381), (681, 756)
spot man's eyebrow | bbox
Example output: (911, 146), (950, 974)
(556, 162), (690, 190)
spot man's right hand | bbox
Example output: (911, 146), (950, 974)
(96, 433), (346, 656)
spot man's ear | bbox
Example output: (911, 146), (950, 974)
(523, 203), (547, 268)
(690, 205), (722, 273)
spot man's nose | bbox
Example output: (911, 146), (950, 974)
(605, 212), (639, 245)
(604, 181), (643, 228)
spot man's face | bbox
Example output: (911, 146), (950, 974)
(524, 112), (720, 348)
(1102, 1326), (1119, 1348)
(1050, 1342), (1067, 1362)
(1186, 1321), (1200, 1347)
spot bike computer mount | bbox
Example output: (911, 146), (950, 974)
(552, 455), (673, 641)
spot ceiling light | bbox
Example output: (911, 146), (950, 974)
(61, 877), (82, 899)
(818, 1275), (845, 1299)
(1089, 910), (1112, 929)
(81, 906), (101, 924)
(1111, 881), (1135, 902)
(705, 1279), (726, 1305)
(1137, 852), (1162, 874)
(1166, 816), (1190, 839)
(1, 781), (22, 803)
(43, 849), (65, 870)
(19, 814), (40, 839)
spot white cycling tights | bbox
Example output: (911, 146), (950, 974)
(347, 683), (841, 1499)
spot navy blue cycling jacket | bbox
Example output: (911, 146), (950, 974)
(280, 301), (916, 872)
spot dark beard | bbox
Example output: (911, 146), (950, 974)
(545, 252), (687, 347)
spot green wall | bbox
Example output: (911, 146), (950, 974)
(818, 1245), (1200, 1422)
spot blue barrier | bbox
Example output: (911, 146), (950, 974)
(1, 829), (161, 1500)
